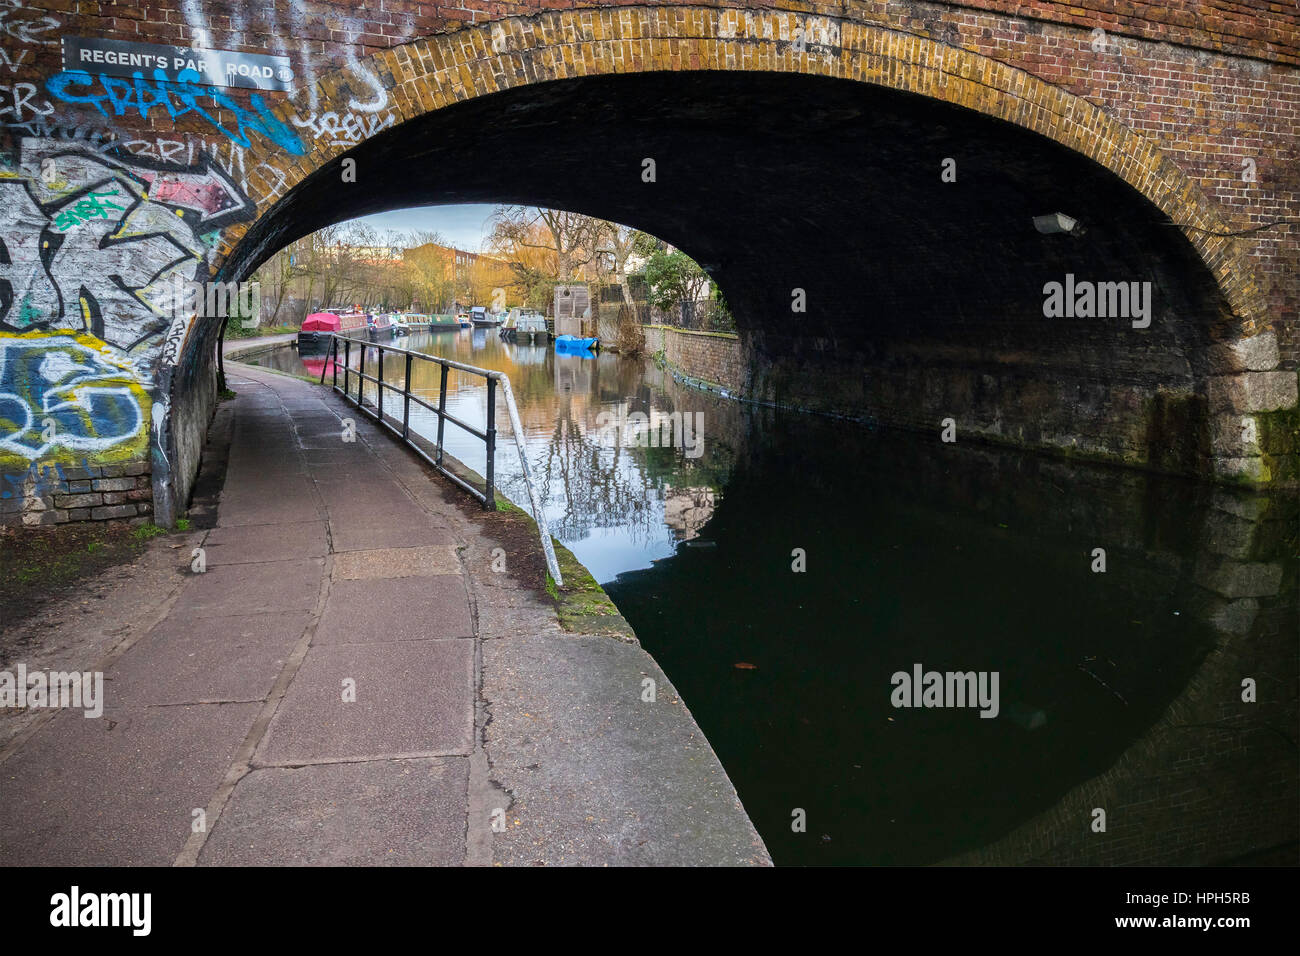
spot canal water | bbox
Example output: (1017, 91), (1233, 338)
(246, 330), (1297, 866)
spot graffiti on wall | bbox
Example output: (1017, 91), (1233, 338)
(0, 120), (293, 202)
(0, 330), (150, 465)
(290, 109), (395, 148)
(289, 58), (394, 148)
(0, 0), (59, 48)
(0, 138), (254, 471)
(45, 68), (305, 155)
(0, 139), (254, 354)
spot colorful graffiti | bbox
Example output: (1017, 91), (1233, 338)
(0, 138), (255, 479)
(0, 330), (150, 465)
(50, 186), (126, 231)
(45, 68), (305, 155)
(0, 138), (254, 357)
(0, 122), (291, 203)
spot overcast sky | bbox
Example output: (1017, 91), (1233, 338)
(352, 204), (498, 251)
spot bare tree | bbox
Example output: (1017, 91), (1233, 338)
(595, 221), (646, 309)
(488, 206), (604, 281)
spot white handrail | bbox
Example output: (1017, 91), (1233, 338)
(495, 374), (563, 587)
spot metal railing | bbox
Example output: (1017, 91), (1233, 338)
(320, 334), (563, 586)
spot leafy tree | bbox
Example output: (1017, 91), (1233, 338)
(643, 249), (711, 315)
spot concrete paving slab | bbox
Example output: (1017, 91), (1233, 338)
(301, 447), (375, 463)
(483, 632), (770, 866)
(203, 520), (329, 565)
(329, 512), (455, 551)
(231, 433), (301, 448)
(228, 435), (302, 450)
(218, 495), (324, 527)
(0, 702), (260, 866)
(257, 640), (473, 764)
(313, 577), (473, 643)
(333, 545), (461, 579)
(287, 420), (339, 430)
(105, 612), (310, 707)
(224, 461), (308, 481)
(298, 435), (364, 449)
(182, 558), (323, 616)
(199, 757), (468, 866)
(317, 487), (424, 509)
(229, 442), (300, 455)
(221, 468), (315, 486)
(311, 479), (402, 506)
(220, 472), (315, 493)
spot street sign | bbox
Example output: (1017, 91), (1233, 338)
(62, 37), (294, 92)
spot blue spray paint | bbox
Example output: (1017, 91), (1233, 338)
(46, 68), (305, 155)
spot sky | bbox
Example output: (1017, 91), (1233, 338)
(352, 204), (498, 252)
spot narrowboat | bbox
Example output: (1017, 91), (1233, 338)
(297, 312), (339, 353)
(298, 311), (368, 353)
(501, 309), (548, 342)
(470, 306), (499, 328)
(365, 311), (394, 341)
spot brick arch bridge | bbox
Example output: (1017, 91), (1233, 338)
(0, 2), (1295, 526)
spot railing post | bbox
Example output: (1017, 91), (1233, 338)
(484, 376), (496, 510)
(377, 345), (384, 422)
(402, 352), (412, 439)
(343, 338), (351, 395)
(436, 363), (448, 465)
(357, 344), (365, 406)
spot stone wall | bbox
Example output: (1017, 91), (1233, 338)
(646, 320), (1299, 484)
(0, 460), (153, 528)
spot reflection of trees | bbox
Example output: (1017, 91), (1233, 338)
(504, 357), (747, 547)
(505, 381), (667, 547)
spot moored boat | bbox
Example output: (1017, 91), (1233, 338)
(554, 334), (598, 351)
(366, 311), (394, 340)
(297, 312), (341, 353)
(502, 309), (549, 342)
(470, 306), (499, 328)
(298, 309), (391, 352)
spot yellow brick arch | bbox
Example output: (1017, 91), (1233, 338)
(221, 4), (1264, 332)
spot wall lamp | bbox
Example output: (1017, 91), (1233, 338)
(1033, 212), (1086, 236)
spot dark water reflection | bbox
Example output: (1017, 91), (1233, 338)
(245, 332), (1298, 866)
